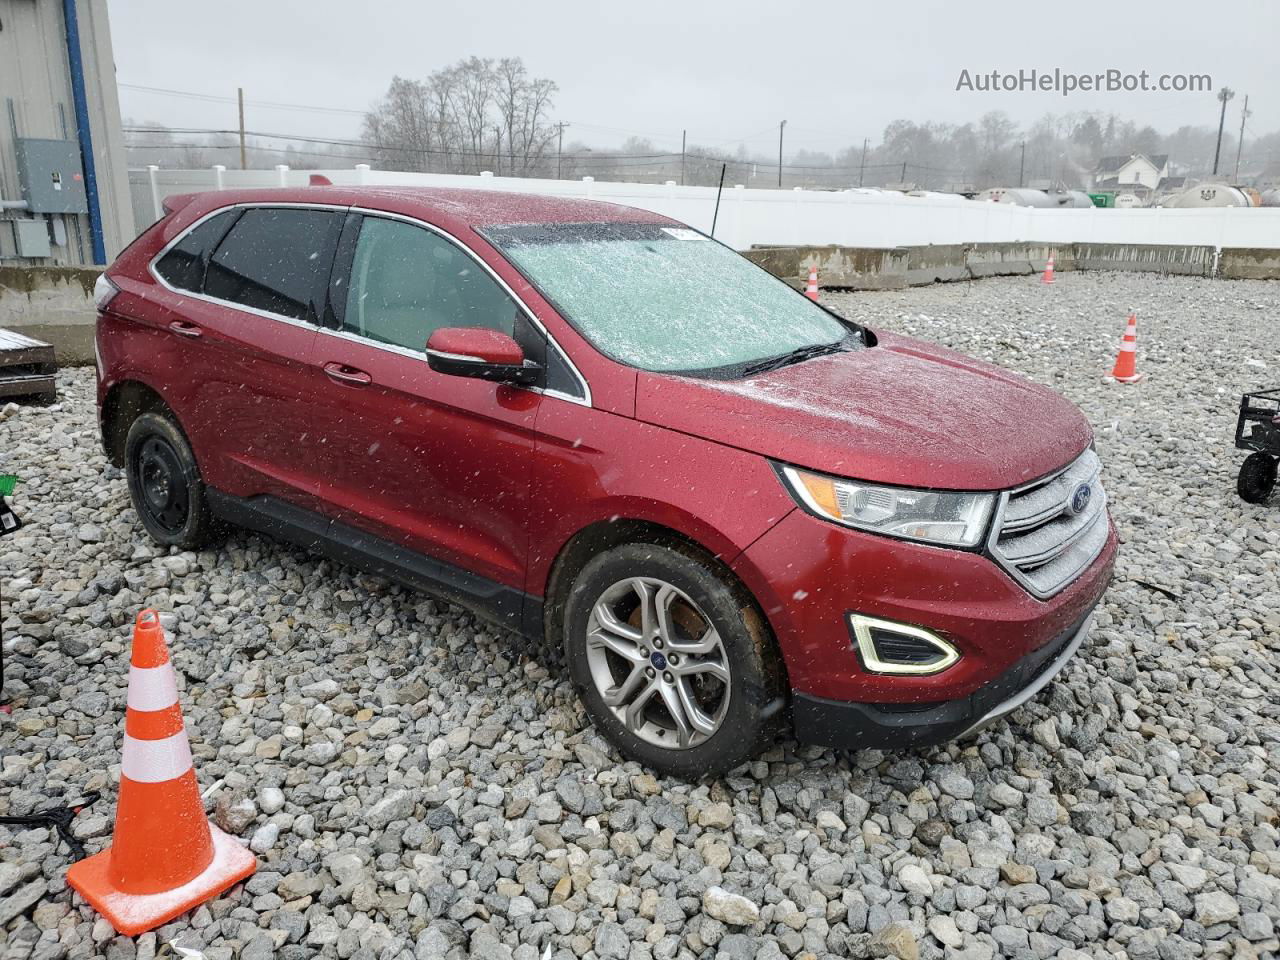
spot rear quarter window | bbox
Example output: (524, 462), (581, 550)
(153, 209), (238, 293)
(204, 207), (343, 322)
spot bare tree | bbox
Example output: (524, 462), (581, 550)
(362, 76), (436, 171)
(363, 55), (558, 175)
(494, 58), (559, 176)
(364, 56), (558, 176)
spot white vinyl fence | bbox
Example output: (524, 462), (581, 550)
(129, 164), (1280, 252)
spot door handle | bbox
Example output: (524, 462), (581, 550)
(168, 321), (202, 338)
(324, 362), (372, 386)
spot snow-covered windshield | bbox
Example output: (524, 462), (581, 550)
(484, 222), (858, 375)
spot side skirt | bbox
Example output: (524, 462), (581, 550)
(206, 489), (544, 641)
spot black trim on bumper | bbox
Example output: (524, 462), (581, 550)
(791, 608), (1096, 750)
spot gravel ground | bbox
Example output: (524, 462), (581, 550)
(1, 271), (1278, 960)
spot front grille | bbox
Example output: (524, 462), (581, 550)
(990, 449), (1108, 599)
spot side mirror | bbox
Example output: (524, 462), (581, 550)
(426, 327), (540, 386)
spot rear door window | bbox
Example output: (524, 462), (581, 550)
(154, 209), (238, 293)
(205, 207), (343, 322)
(341, 216), (519, 352)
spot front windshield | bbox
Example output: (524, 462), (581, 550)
(484, 222), (856, 375)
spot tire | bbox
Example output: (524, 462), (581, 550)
(124, 411), (219, 549)
(1238, 452), (1278, 504)
(563, 542), (785, 779)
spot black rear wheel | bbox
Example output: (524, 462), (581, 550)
(1237, 452), (1277, 504)
(124, 412), (219, 548)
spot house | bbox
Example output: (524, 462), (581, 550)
(1092, 153), (1170, 198)
(1154, 175), (1188, 201)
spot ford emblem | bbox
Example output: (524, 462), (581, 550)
(1068, 483), (1092, 516)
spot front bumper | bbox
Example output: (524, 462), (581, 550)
(730, 506), (1117, 706)
(790, 608), (1095, 749)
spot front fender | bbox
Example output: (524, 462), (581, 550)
(526, 401), (795, 597)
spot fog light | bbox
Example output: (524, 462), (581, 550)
(848, 614), (960, 675)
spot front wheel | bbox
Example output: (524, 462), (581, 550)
(563, 542), (785, 779)
(124, 412), (219, 549)
(1238, 452), (1277, 504)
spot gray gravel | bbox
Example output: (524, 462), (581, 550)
(2, 271), (1279, 960)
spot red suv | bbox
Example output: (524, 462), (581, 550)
(96, 187), (1116, 777)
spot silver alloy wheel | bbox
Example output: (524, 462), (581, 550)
(584, 576), (732, 749)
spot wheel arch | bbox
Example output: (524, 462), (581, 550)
(100, 379), (184, 467)
(542, 516), (790, 692)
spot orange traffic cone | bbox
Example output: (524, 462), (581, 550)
(1104, 312), (1144, 384)
(1041, 255), (1056, 284)
(66, 610), (256, 936)
(804, 264), (820, 301)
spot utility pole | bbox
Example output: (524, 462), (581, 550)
(858, 138), (868, 187)
(680, 129), (687, 186)
(777, 120), (786, 188)
(1213, 87), (1235, 176)
(1019, 141), (1026, 187)
(901, 161), (907, 183)
(237, 87), (247, 170)
(555, 122), (567, 179)
(1234, 94), (1251, 181)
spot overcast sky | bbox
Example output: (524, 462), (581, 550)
(109, 0), (1277, 157)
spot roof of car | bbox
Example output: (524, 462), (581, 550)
(182, 185), (679, 230)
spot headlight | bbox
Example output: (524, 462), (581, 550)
(779, 465), (995, 547)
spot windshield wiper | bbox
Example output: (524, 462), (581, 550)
(739, 340), (848, 378)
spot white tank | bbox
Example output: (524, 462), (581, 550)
(1039, 190), (1095, 208)
(905, 190), (968, 202)
(1163, 184), (1255, 208)
(976, 187), (1056, 208)
(1114, 193), (1145, 208)
(1261, 189), (1280, 208)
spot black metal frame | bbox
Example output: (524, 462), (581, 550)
(1235, 389), (1280, 455)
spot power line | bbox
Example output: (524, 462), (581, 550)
(120, 83), (823, 158)
(119, 82), (368, 117)
(123, 125), (967, 176)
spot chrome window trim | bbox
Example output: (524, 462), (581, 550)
(147, 202), (349, 334)
(425, 347), (484, 364)
(146, 201), (592, 408)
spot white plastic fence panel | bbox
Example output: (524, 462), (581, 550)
(127, 166), (1280, 250)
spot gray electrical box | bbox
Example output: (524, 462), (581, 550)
(12, 220), (52, 258)
(16, 138), (89, 214)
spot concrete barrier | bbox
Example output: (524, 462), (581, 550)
(906, 243), (1075, 285)
(1219, 248), (1280, 281)
(1072, 243), (1214, 276)
(749, 241), (1235, 289)
(747, 243), (1078, 290)
(744, 246), (909, 290)
(962, 243), (1075, 280)
(904, 245), (971, 285)
(0, 266), (100, 365)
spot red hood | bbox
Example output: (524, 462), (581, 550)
(634, 331), (1091, 491)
